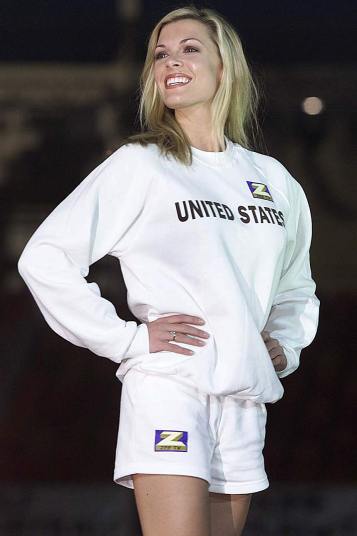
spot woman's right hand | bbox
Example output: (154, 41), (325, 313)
(144, 314), (210, 355)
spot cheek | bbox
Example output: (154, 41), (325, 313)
(153, 74), (164, 97)
(195, 60), (219, 85)
(153, 62), (164, 81)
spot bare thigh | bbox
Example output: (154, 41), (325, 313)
(209, 491), (252, 536)
(133, 473), (211, 536)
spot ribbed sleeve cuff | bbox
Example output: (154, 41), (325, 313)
(123, 322), (150, 360)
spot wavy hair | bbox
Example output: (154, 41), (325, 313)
(119, 4), (264, 166)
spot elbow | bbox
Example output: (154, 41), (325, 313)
(17, 249), (31, 279)
(17, 253), (23, 274)
(17, 245), (38, 281)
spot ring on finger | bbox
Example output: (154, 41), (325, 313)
(168, 330), (176, 341)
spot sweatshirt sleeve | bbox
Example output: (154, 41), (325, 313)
(263, 177), (320, 378)
(17, 143), (153, 364)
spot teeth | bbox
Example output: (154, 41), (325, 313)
(166, 76), (191, 87)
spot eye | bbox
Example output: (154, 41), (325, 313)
(185, 46), (198, 53)
(154, 46), (199, 60)
(154, 51), (166, 60)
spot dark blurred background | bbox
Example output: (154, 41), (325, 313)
(1, 1), (356, 534)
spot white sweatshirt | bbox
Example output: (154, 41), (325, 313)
(17, 136), (320, 403)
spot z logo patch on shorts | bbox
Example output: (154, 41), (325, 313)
(154, 430), (188, 452)
(246, 181), (274, 202)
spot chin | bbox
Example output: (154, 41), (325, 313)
(163, 99), (187, 108)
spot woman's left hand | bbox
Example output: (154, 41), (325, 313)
(261, 330), (287, 372)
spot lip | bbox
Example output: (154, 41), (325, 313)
(164, 72), (192, 88)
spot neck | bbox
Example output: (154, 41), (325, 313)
(174, 106), (224, 152)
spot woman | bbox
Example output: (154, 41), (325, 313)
(18, 5), (320, 536)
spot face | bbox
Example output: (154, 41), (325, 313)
(153, 19), (223, 115)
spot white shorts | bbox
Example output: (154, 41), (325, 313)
(113, 368), (269, 494)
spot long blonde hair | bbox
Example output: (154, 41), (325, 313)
(119, 5), (264, 166)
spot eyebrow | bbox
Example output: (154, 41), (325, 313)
(155, 37), (203, 49)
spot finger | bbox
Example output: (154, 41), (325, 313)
(166, 331), (207, 347)
(269, 347), (284, 359)
(265, 338), (281, 352)
(162, 322), (210, 340)
(161, 342), (195, 355)
(271, 354), (287, 369)
(166, 315), (205, 325)
(271, 354), (282, 364)
(261, 331), (270, 341)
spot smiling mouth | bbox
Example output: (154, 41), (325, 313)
(165, 79), (192, 89)
(166, 84), (190, 90)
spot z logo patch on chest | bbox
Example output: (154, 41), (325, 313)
(246, 181), (274, 202)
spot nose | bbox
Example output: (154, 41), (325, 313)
(165, 53), (183, 67)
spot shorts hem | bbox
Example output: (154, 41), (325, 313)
(208, 477), (269, 494)
(114, 463), (211, 489)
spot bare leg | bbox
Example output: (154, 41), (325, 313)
(133, 473), (211, 536)
(209, 491), (252, 536)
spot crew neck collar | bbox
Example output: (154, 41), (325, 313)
(190, 135), (235, 167)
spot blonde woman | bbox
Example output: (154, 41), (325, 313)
(18, 5), (320, 536)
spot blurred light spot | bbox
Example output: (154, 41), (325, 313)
(302, 97), (324, 115)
